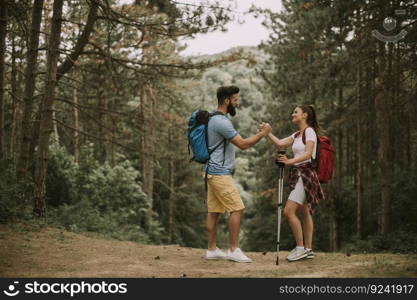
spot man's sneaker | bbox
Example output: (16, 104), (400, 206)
(205, 247), (227, 260)
(226, 248), (253, 263)
(286, 247), (308, 261)
(305, 250), (315, 259)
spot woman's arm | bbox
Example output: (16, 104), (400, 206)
(267, 133), (294, 149)
(278, 141), (315, 165)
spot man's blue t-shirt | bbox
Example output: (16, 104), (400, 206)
(206, 114), (238, 175)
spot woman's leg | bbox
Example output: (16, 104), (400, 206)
(283, 200), (304, 247)
(299, 204), (313, 249)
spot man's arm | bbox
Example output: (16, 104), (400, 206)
(230, 124), (271, 150)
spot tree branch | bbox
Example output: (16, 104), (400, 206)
(56, 0), (99, 81)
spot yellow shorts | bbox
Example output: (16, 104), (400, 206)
(207, 174), (245, 213)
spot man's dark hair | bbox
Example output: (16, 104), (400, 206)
(217, 86), (239, 105)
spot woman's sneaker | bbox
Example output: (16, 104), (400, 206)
(286, 247), (308, 261)
(205, 247), (227, 260)
(226, 248), (253, 263)
(305, 249), (315, 259)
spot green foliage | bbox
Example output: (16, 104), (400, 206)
(151, 149), (208, 248)
(343, 231), (417, 254)
(45, 144), (164, 244)
(390, 169), (417, 233)
(0, 157), (33, 222)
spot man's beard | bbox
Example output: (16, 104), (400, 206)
(227, 103), (236, 117)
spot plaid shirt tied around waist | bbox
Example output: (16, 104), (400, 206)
(289, 162), (324, 215)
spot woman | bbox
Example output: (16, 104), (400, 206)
(264, 104), (324, 262)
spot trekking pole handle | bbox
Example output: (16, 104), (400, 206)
(275, 149), (286, 169)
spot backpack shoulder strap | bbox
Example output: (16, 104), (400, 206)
(301, 127), (317, 145)
(208, 139), (225, 155)
(206, 111), (225, 153)
(211, 111), (225, 116)
(208, 110), (227, 155)
(302, 127), (320, 165)
(209, 111), (225, 119)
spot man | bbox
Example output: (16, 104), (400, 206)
(205, 85), (271, 263)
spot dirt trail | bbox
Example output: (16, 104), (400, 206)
(1, 224), (416, 278)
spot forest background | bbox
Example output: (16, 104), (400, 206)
(0, 0), (416, 257)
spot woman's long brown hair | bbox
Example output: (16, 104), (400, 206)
(297, 104), (322, 133)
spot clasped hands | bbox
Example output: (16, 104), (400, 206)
(257, 122), (272, 137)
(258, 122), (293, 165)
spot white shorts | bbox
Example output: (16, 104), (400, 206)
(288, 177), (306, 206)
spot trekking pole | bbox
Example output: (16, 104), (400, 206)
(275, 150), (286, 265)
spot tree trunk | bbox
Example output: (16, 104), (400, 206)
(73, 88), (80, 164)
(346, 125), (351, 185)
(17, 0), (44, 181)
(331, 86), (344, 251)
(96, 68), (106, 162)
(103, 81), (110, 163)
(375, 43), (392, 235)
(141, 84), (155, 201)
(356, 65), (364, 239)
(167, 115), (175, 242)
(0, 0), (7, 159)
(52, 109), (59, 143)
(10, 32), (21, 155)
(363, 55), (372, 229)
(105, 24), (114, 166)
(329, 184), (338, 251)
(167, 157), (174, 242)
(337, 128), (342, 189)
(394, 44), (403, 171)
(406, 112), (410, 173)
(337, 86), (343, 189)
(33, 0), (64, 217)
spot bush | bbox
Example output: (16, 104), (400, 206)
(342, 231), (417, 254)
(0, 157), (33, 222)
(44, 144), (164, 244)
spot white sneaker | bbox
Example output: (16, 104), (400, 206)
(306, 249), (315, 259)
(205, 247), (227, 260)
(286, 247), (308, 261)
(226, 248), (253, 263)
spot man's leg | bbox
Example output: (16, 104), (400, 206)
(207, 212), (220, 250)
(210, 175), (249, 261)
(228, 209), (243, 251)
